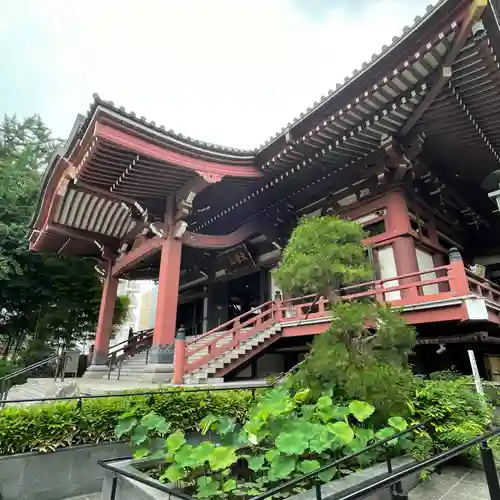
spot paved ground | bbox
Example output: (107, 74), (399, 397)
(409, 465), (491, 500)
(64, 495), (101, 500)
(5, 377), (269, 405)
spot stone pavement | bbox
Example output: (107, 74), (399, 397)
(5, 377), (269, 405)
(409, 465), (490, 500)
(64, 495), (101, 500)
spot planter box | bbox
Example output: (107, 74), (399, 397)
(0, 441), (130, 500)
(102, 456), (420, 500)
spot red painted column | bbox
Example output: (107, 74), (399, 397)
(384, 190), (411, 234)
(172, 327), (186, 384)
(150, 233), (183, 364)
(385, 190), (420, 299)
(92, 260), (118, 365)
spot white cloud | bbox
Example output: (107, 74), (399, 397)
(3, 0), (433, 148)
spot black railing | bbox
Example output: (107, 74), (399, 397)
(334, 426), (500, 500)
(97, 421), (428, 500)
(107, 328), (154, 380)
(107, 328), (154, 357)
(0, 353), (63, 403)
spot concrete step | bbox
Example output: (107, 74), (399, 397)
(185, 327), (278, 384)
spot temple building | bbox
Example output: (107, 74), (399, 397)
(30, 0), (500, 383)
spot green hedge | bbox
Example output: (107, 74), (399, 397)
(0, 390), (255, 455)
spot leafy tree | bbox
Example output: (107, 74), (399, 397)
(291, 301), (416, 421)
(274, 216), (416, 421)
(273, 216), (372, 302)
(0, 115), (129, 359)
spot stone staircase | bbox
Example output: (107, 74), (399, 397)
(104, 322), (281, 384)
(106, 349), (159, 381)
(184, 324), (281, 384)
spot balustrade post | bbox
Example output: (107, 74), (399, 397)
(233, 320), (241, 348)
(172, 327), (186, 385)
(274, 300), (283, 322)
(393, 237), (420, 300)
(374, 282), (385, 303)
(448, 247), (470, 296)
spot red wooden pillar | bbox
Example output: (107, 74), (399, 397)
(393, 237), (420, 299)
(92, 260), (118, 365)
(172, 327), (186, 385)
(149, 234), (183, 364)
(385, 190), (419, 299)
(433, 251), (450, 292)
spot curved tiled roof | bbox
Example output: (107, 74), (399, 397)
(86, 93), (256, 156)
(32, 0), (498, 257)
(256, 2), (444, 150)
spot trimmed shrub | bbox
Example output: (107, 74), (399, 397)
(0, 389), (255, 455)
(410, 376), (492, 462)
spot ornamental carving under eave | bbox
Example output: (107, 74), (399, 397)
(196, 171), (224, 183)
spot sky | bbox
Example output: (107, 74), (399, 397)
(0, 0), (434, 150)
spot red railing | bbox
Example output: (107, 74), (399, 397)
(182, 258), (499, 376)
(185, 301), (276, 373)
(466, 269), (500, 303)
(276, 266), (455, 323)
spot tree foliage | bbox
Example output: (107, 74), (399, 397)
(0, 115), (128, 358)
(291, 301), (416, 421)
(273, 216), (372, 301)
(275, 216), (416, 421)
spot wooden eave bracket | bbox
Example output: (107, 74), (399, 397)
(381, 136), (413, 181)
(111, 235), (164, 277)
(175, 171), (225, 222)
(182, 220), (259, 250)
(399, 0), (488, 138)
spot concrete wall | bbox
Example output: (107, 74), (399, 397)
(256, 353), (285, 378)
(0, 441), (130, 500)
(102, 456), (420, 500)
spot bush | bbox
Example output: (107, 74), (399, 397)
(0, 359), (19, 379)
(290, 302), (416, 425)
(117, 387), (413, 499)
(410, 376), (492, 462)
(0, 389), (255, 455)
(0, 359), (26, 386)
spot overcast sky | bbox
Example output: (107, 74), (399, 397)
(1, 0), (434, 149)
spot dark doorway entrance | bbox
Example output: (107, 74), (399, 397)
(227, 271), (262, 320)
(177, 298), (204, 336)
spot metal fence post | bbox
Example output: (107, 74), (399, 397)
(481, 441), (500, 499)
(386, 449), (408, 500)
(315, 479), (323, 500)
(110, 474), (118, 500)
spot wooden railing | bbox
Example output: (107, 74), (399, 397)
(466, 269), (500, 303)
(183, 265), (462, 374)
(185, 301), (276, 373)
(179, 258), (500, 378)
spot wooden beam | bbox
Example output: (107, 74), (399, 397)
(73, 179), (138, 206)
(182, 220), (260, 249)
(94, 122), (262, 179)
(47, 223), (118, 249)
(112, 236), (164, 277)
(175, 172), (224, 221)
(399, 0), (488, 137)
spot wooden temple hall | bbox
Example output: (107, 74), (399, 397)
(29, 0), (500, 383)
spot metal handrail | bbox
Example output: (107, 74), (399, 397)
(0, 353), (59, 382)
(108, 328), (154, 355)
(252, 421), (427, 500)
(97, 421), (427, 500)
(0, 353), (63, 404)
(334, 426), (500, 500)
